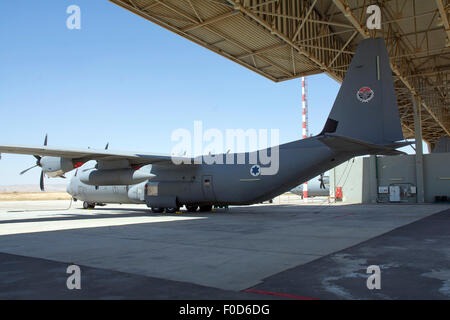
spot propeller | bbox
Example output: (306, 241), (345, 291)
(40, 171), (45, 192)
(19, 134), (48, 191)
(318, 173), (326, 190)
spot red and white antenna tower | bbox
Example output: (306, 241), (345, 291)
(301, 76), (309, 200)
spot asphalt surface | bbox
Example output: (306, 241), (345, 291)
(0, 200), (448, 299)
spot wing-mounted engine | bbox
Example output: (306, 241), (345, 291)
(79, 167), (154, 186)
(79, 160), (155, 186)
(3, 135), (176, 191)
(40, 156), (81, 178)
(18, 134), (83, 191)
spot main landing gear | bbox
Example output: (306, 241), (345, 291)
(199, 205), (213, 212)
(186, 205), (213, 213)
(151, 207), (179, 214)
(150, 205), (213, 214)
(186, 205), (199, 212)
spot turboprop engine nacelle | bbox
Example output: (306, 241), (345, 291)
(127, 182), (147, 202)
(40, 157), (77, 178)
(79, 168), (154, 186)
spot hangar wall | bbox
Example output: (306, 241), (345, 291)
(433, 137), (450, 153)
(330, 153), (450, 204)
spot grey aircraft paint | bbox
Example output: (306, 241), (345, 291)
(66, 170), (147, 205)
(0, 38), (409, 211)
(290, 175), (330, 198)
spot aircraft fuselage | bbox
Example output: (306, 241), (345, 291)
(68, 136), (353, 208)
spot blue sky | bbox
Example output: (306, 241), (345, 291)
(0, 1), (416, 186)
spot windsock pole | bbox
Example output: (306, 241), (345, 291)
(302, 77), (308, 200)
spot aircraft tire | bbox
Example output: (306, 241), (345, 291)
(199, 205), (212, 212)
(165, 207), (179, 213)
(151, 207), (164, 213)
(83, 202), (96, 209)
(186, 205), (199, 212)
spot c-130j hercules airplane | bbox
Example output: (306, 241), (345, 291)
(0, 38), (410, 213)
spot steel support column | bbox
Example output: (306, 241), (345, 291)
(412, 94), (425, 203)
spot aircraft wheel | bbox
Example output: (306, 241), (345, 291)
(199, 205), (213, 212)
(165, 207), (179, 214)
(83, 202), (95, 209)
(186, 205), (199, 212)
(151, 207), (164, 213)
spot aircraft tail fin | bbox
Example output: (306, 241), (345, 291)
(319, 38), (404, 146)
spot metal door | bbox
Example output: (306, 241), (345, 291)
(202, 175), (216, 201)
(389, 186), (401, 202)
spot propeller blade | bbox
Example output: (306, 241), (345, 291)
(20, 165), (38, 175)
(40, 171), (45, 191)
(43, 134), (48, 146)
(105, 143), (109, 150)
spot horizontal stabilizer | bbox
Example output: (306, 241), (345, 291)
(318, 134), (410, 156)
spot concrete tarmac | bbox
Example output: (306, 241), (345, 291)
(0, 199), (448, 299)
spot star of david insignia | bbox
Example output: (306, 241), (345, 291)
(250, 165), (261, 176)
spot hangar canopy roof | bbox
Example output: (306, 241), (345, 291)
(110, 0), (450, 148)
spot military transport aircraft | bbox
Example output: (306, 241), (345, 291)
(0, 38), (410, 213)
(290, 174), (330, 199)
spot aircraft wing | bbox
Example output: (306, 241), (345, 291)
(0, 144), (191, 166)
